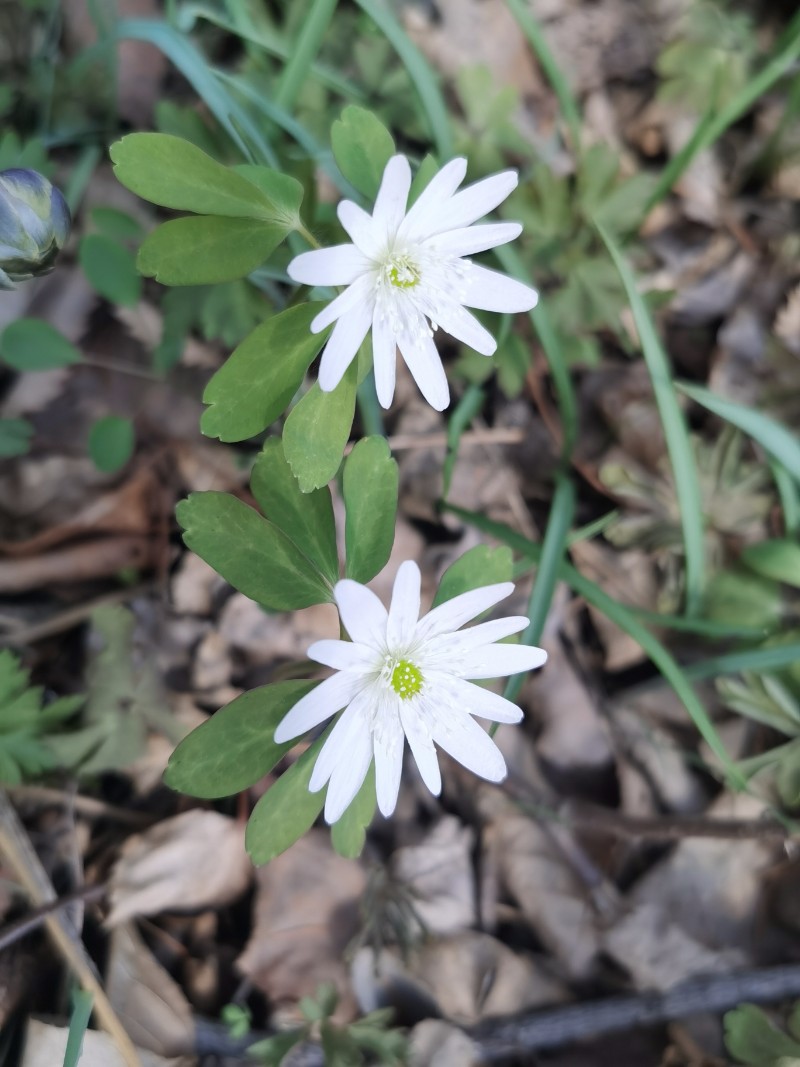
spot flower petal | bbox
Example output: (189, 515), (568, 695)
(461, 263), (539, 313)
(338, 199), (383, 259)
(426, 222), (522, 258)
(459, 642), (548, 680)
(273, 672), (363, 743)
(433, 170), (519, 232)
(287, 244), (368, 286)
(432, 296), (496, 356)
(386, 561), (421, 648)
(398, 157), (468, 242)
(397, 330), (450, 411)
(372, 155), (412, 236)
(308, 639), (377, 672)
(430, 712), (507, 782)
(311, 274), (374, 333)
(324, 713), (374, 822)
(374, 711), (405, 817)
(334, 579), (389, 650)
(415, 583), (514, 641)
(372, 306), (397, 409)
(433, 675), (524, 724)
(399, 703), (441, 796)
(318, 300), (372, 393)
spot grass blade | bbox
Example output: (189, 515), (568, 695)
(598, 223), (706, 616)
(352, 0), (453, 159)
(645, 20), (800, 211)
(274, 0), (339, 112)
(678, 381), (800, 485)
(685, 642), (800, 683)
(443, 384), (485, 499)
(445, 501), (744, 787)
(772, 460), (800, 536)
(503, 0), (582, 151)
(63, 990), (94, 1067)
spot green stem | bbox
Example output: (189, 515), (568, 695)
(356, 370), (385, 438)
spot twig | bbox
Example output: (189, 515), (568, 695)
(563, 800), (793, 842)
(471, 963), (800, 1061)
(7, 785), (151, 826)
(0, 791), (142, 1067)
(0, 882), (106, 953)
(0, 582), (155, 647)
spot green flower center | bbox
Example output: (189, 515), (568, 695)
(388, 254), (420, 289)
(390, 659), (423, 700)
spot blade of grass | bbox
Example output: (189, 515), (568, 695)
(116, 19), (278, 166)
(63, 990), (94, 1067)
(494, 243), (578, 459)
(626, 608), (769, 641)
(567, 510), (620, 545)
(598, 223), (706, 616)
(503, 0), (582, 152)
(502, 471), (575, 707)
(445, 501), (745, 787)
(678, 381), (800, 484)
(772, 459), (800, 536)
(443, 384), (485, 499)
(275, 0), (339, 112)
(352, 0), (453, 159)
(645, 19), (800, 212)
(684, 642), (800, 682)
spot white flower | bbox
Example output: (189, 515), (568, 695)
(287, 155), (538, 412)
(273, 561), (547, 823)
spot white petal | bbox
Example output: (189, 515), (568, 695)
(430, 713), (507, 782)
(372, 307), (397, 409)
(308, 639), (377, 672)
(426, 222), (522, 258)
(338, 199), (383, 259)
(387, 561), (421, 649)
(433, 170), (519, 233)
(398, 157), (468, 241)
(397, 330), (450, 411)
(399, 703), (441, 796)
(461, 263), (539, 313)
(318, 301), (372, 392)
(374, 711), (405, 817)
(334, 579), (389, 650)
(440, 677), (524, 724)
(415, 583), (514, 640)
(309, 694), (368, 792)
(310, 274), (374, 333)
(324, 717), (374, 822)
(432, 296), (497, 356)
(460, 642), (548, 680)
(273, 672), (362, 742)
(287, 244), (368, 286)
(428, 616), (530, 655)
(372, 155), (412, 236)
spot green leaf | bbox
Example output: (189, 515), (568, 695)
(110, 133), (280, 219)
(331, 105), (395, 198)
(1, 319), (81, 371)
(245, 732), (328, 864)
(0, 418), (33, 457)
(724, 1004), (800, 1066)
(177, 492), (333, 610)
(233, 164), (304, 226)
(88, 416), (134, 474)
(64, 990), (94, 1067)
(79, 235), (142, 307)
(246, 1029), (309, 1066)
(320, 1021), (363, 1067)
(331, 764), (376, 858)
(251, 439), (339, 585)
(408, 153), (439, 205)
(201, 303), (327, 443)
(90, 206), (143, 241)
(678, 381), (800, 486)
(343, 437), (398, 583)
(283, 360), (358, 492)
(433, 544), (514, 608)
(164, 681), (316, 798)
(705, 569), (784, 632)
(742, 539), (800, 589)
(137, 215), (289, 286)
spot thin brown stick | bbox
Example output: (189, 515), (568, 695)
(0, 582), (155, 647)
(563, 800), (793, 842)
(7, 785), (151, 826)
(0, 883), (106, 953)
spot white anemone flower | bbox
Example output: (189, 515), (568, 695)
(287, 155), (538, 412)
(273, 561), (547, 824)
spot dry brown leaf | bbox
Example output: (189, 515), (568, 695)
(106, 923), (195, 1057)
(108, 810), (251, 925)
(410, 1019), (482, 1067)
(0, 537), (158, 594)
(170, 552), (227, 616)
(775, 283), (800, 356)
(393, 816), (475, 935)
(217, 596), (337, 665)
(22, 1021), (192, 1067)
(237, 830), (366, 1022)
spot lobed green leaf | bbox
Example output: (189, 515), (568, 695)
(331, 105), (395, 198)
(0, 319), (81, 371)
(283, 359), (358, 492)
(343, 437), (398, 583)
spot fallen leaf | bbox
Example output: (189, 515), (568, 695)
(392, 817), (475, 935)
(21, 1020), (191, 1067)
(108, 810), (251, 925)
(410, 1019), (481, 1067)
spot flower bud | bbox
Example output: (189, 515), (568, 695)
(0, 169), (71, 290)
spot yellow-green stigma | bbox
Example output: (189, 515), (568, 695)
(388, 255), (420, 289)
(390, 659), (423, 700)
